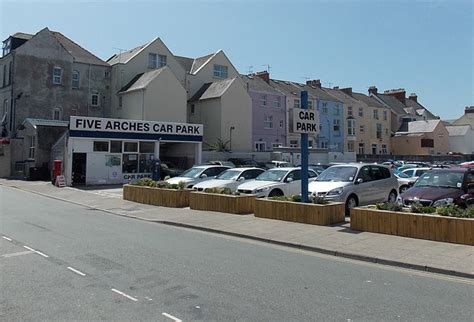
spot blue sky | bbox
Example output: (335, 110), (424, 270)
(1, 0), (472, 119)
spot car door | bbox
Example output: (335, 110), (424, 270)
(284, 170), (302, 195)
(355, 166), (376, 205)
(370, 165), (389, 202)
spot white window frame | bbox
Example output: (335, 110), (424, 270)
(91, 90), (100, 107)
(53, 66), (62, 85)
(376, 123), (383, 139)
(347, 119), (355, 136)
(333, 119), (340, 132)
(321, 141), (328, 149)
(289, 139), (299, 148)
(322, 102), (328, 113)
(52, 108), (61, 120)
(260, 95), (267, 107)
(358, 107), (364, 117)
(381, 144), (388, 154)
(28, 135), (35, 159)
(263, 115), (273, 129)
(294, 99), (300, 109)
(371, 144), (378, 154)
(148, 53), (158, 69)
(334, 104), (340, 116)
(359, 125), (365, 133)
(158, 54), (167, 68)
(308, 100), (313, 110)
(383, 110), (388, 121)
(213, 64), (228, 78)
(72, 70), (80, 89)
(347, 106), (353, 117)
(373, 109), (379, 120)
(272, 142), (282, 149)
(358, 143), (365, 154)
(273, 97), (281, 108)
(347, 142), (354, 152)
(254, 142), (266, 152)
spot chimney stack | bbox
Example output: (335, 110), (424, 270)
(465, 106), (474, 114)
(306, 79), (321, 88)
(383, 88), (406, 105)
(368, 86), (378, 95)
(333, 86), (339, 90)
(408, 93), (418, 102)
(255, 71), (269, 83)
(341, 87), (353, 96)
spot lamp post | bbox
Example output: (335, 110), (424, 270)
(229, 126), (235, 152)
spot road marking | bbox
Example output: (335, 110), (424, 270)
(111, 288), (138, 302)
(162, 312), (182, 322)
(1, 250), (33, 258)
(23, 245), (36, 252)
(2, 236), (12, 241)
(34, 250), (49, 258)
(67, 266), (86, 276)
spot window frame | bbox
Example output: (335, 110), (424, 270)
(213, 64), (228, 78)
(91, 90), (100, 107)
(52, 108), (61, 120)
(254, 142), (266, 152)
(263, 115), (273, 129)
(347, 119), (355, 136)
(72, 70), (80, 89)
(52, 66), (62, 85)
(260, 94), (267, 107)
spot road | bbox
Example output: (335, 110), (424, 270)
(1, 185), (473, 321)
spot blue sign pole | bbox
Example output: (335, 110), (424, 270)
(300, 91), (309, 203)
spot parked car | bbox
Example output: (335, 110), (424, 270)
(308, 164), (330, 175)
(160, 161), (184, 180)
(264, 161), (293, 169)
(205, 160), (236, 167)
(308, 163), (399, 215)
(237, 167), (317, 197)
(394, 171), (417, 194)
(227, 158), (267, 168)
(165, 165), (231, 188)
(400, 167), (431, 180)
(399, 167), (474, 208)
(192, 167), (265, 192)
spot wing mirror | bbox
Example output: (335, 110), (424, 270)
(356, 178), (363, 184)
(237, 177), (245, 182)
(286, 177), (294, 183)
(200, 173), (208, 178)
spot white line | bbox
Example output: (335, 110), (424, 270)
(162, 312), (182, 322)
(34, 250), (49, 258)
(2, 236), (12, 241)
(23, 245), (36, 252)
(67, 266), (86, 276)
(1, 250), (33, 258)
(111, 288), (138, 302)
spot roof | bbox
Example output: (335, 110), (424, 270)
(12, 32), (33, 40)
(394, 132), (425, 137)
(175, 55), (194, 73)
(452, 112), (474, 127)
(351, 92), (385, 108)
(446, 124), (471, 136)
(190, 53), (215, 74)
(374, 94), (409, 115)
(322, 87), (361, 105)
(51, 32), (109, 67)
(118, 68), (167, 94)
(269, 79), (301, 97)
(293, 83), (342, 102)
(106, 39), (153, 65)
(189, 78), (235, 102)
(241, 75), (283, 95)
(23, 118), (69, 128)
(407, 119), (441, 133)
(405, 98), (437, 119)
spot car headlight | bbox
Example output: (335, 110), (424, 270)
(327, 187), (343, 196)
(433, 198), (454, 207)
(255, 187), (270, 193)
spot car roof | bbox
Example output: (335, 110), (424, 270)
(427, 167), (469, 173)
(194, 165), (230, 169)
(401, 167), (432, 171)
(223, 167), (264, 171)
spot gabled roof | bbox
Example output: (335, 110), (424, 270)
(351, 92), (385, 108)
(269, 79), (301, 97)
(405, 98), (437, 119)
(407, 119), (442, 133)
(446, 124), (471, 136)
(322, 87), (361, 105)
(12, 32), (33, 40)
(190, 53), (215, 74)
(118, 67), (168, 94)
(241, 75), (283, 95)
(293, 83), (342, 103)
(374, 93), (409, 115)
(51, 31), (109, 67)
(107, 43), (149, 65)
(189, 78), (235, 102)
(452, 112), (474, 127)
(175, 55), (194, 73)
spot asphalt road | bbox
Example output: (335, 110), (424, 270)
(1, 185), (473, 321)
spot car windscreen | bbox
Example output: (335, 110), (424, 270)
(255, 169), (288, 182)
(414, 171), (464, 189)
(395, 172), (410, 179)
(316, 166), (358, 182)
(180, 167), (203, 178)
(216, 170), (240, 180)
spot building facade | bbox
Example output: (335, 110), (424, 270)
(391, 120), (449, 155)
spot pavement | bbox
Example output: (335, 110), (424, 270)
(1, 179), (473, 279)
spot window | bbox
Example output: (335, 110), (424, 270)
(358, 143), (365, 154)
(158, 54), (167, 68)
(255, 142), (266, 152)
(204, 167), (228, 177)
(385, 128), (389, 136)
(347, 142), (354, 152)
(53, 67), (62, 85)
(371, 144), (377, 154)
(52, 108), (61, 120)
(93, 141), (109, 152)
(333, 119), (340, 132)
(322, 102), (328, 113)
(381, 144), (388, 154)
(28, 136), (35, 159)
(348, 106), (353, 117)
(2, 65), (6, 87)
(139, 154), (153, 173)
(294, 99), (300, 109)
(286, 170), (301, 182)
(139, 141), (154, 153)
(308, 140), (313, 148)
(91, 90), (100, 106)
(383, 110), (388, 121)
(264, 115), (273, 129)
(376, 123), (382, 139)
(2, 38), (11, 56)
(3, 99), (8, 116)
(373, 109), (379, 120)
(320, 141), (328, 149)
(358, 107), (364, 117)
(359, 125), (365, 133)
(213, 64), (228, 78)
(110, 141), (122, 153)
(421, 139), (434, 148)
(122, 154), (138, 173)
(104, 71), (110, 78)
(289, 139), (298, 147)
(308, 100), (313, 109)
(279, 120), (284, 128)
(190, 104), (195, 114)
(148, 53), (166, 69)
(260, 95), (267, 107)
(272, 143), (282, 149)
(72, 70), (80, 89)
(119, 96), (123, 108)
(347, 119), (355, 136)
(124, 142), (138, 152)
(273, 97), (281, 108)
(334, 104), (340, 116)
(358, 166), (372, 182)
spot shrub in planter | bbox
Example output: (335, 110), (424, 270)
(410, 202), (436, 214)
(374, 202), (403, 212)
(311, 195), (329, 205)
(204, 187), (234, 195)
(437, 204), (474, 218)
(134, 177), (157, 187)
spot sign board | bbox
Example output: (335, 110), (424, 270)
(70, 116), (203, 137)
(292, 109), (319, 134)
(55, 175), (66, 187)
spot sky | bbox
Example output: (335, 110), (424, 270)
(1, 0), (472, 119)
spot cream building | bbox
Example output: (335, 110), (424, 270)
(391, 120), (449, 155)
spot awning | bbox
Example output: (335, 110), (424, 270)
(0, 138), (10, 144)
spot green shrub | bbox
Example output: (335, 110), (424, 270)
(269, 195), (290, 201)
(291, 195), (302, 202)
(134, 177), (156, 187)
(436, 204), (463, 217)
(204, 187), (233, 195)
(464, 207), (474, 218)
(410, 202), (436, 214)
(312, 195), (329, 205)
(375, 202), (403, 212)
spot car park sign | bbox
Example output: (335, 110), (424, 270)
(292, 108), (319, 134)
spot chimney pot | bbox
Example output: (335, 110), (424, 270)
(255, 71), (269, 83)
(384, 88), (406, 105)
(368, 86), (378, 95)
(408, 93), (418, 102)
(333, 86), (339, 89)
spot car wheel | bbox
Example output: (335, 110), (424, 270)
(388, 190), (397, 203)
(268, 189), (283, 197)
(399, 185), (408, 194)
(345, 195), (358, 216)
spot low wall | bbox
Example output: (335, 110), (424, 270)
(189, 192), (255, 214)
(123, 185), (190, 208)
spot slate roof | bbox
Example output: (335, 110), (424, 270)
(446, 125), (471, 136)
(118, 68), (168, 94)
(269, 79), (302, 97)
(175, 55), (194, 73)
(352, 92), (385, 108)
(407, 119), (441, 133)
(374, 94), (408, 115)
(452, 112), (474, 127)
(293, 83), (342, 102)
(106, 42), (149, 65)
(241, 75), (282, 95)
(322, 87), (361, 105)
(52, 32), (109, 66)
(189, 78), (235, 102)
(12, 32), (33, 40)
(23, 118), (69, 128)
(405, 98), (437, 119)
(190, 53), (214, 74)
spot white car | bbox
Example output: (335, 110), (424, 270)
(400, 167), (431, 180)
(236, 167), (317, 198)
(165, 165), (230, 188)
(192, 167), (265, 192)
(394, 172), (417, 194)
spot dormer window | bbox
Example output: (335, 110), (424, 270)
(52, 67), (62, 85)
(2, 38), (11, 57)
(213, 64), (228, 78)
(149, 53), (166, 69)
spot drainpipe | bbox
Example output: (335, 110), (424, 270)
(87, 63), (91, 116)
(9, 52), (15, 136)
(141, 89), (145, 119)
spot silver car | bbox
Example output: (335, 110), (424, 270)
(308, 163), (399, 215)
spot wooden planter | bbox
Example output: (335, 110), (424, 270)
(123, 184), (191, 208)
(350, 207), (474, 246)
(254, 199), (345, 226)
(189, 192), (256, 214)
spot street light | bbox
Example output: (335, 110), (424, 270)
(229, 126), (235, 152)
